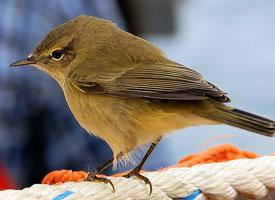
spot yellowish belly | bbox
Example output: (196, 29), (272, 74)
(63, 84), (214, 157)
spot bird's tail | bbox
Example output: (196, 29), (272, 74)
(205, 105), (275, 137)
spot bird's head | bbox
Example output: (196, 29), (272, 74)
(10, 15), (115, 85)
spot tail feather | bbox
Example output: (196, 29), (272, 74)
(207, 106), (275, 137)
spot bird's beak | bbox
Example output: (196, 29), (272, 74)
(9, 57), (37, 67)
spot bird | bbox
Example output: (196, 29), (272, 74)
(10, 15), (275, 194)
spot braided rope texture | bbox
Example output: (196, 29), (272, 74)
(1, 144), (274, 200)
(0, 144), (275, 200)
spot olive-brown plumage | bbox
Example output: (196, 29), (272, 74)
(11, 15), (274, 170)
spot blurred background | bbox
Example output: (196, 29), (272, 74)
(0, 0), (274, 189)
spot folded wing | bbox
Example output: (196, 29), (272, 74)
(67, 63), (230, 103)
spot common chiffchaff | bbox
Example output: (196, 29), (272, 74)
(10, 15), (274, 193)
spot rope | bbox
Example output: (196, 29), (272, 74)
(0, 156), (275, 200)
(42, 144), (260, 185)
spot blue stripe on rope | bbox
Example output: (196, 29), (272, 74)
(175, 189), (202, 200)
(53, 191), (74, 200)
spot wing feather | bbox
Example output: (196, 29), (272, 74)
(67, 63), (230, 102)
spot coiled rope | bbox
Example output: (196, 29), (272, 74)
(1, 156), (275, 200)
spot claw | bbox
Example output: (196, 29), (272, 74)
(123, 171), (152, 195)
(85, 172), (115, 192)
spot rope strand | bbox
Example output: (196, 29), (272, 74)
(1, 156), (274, 200)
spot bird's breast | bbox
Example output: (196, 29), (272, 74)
(62, 83), (214, 157)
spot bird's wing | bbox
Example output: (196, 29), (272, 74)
(67, 63), (230, 102)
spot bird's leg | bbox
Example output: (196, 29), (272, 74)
(123, 138), (162, 195)
(85, 157), (115, 192)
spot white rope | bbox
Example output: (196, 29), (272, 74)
(1, 156), (275, 200)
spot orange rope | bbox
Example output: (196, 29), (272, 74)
(41, 144), (260, 185)
(169, 143), (257, 168)
(42, 170), (87, 185)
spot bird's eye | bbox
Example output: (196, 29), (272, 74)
(50, 49), (64, 61)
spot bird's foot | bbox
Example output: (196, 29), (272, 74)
(85, 172), (115, 192)
(123, 169), (152, 195)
